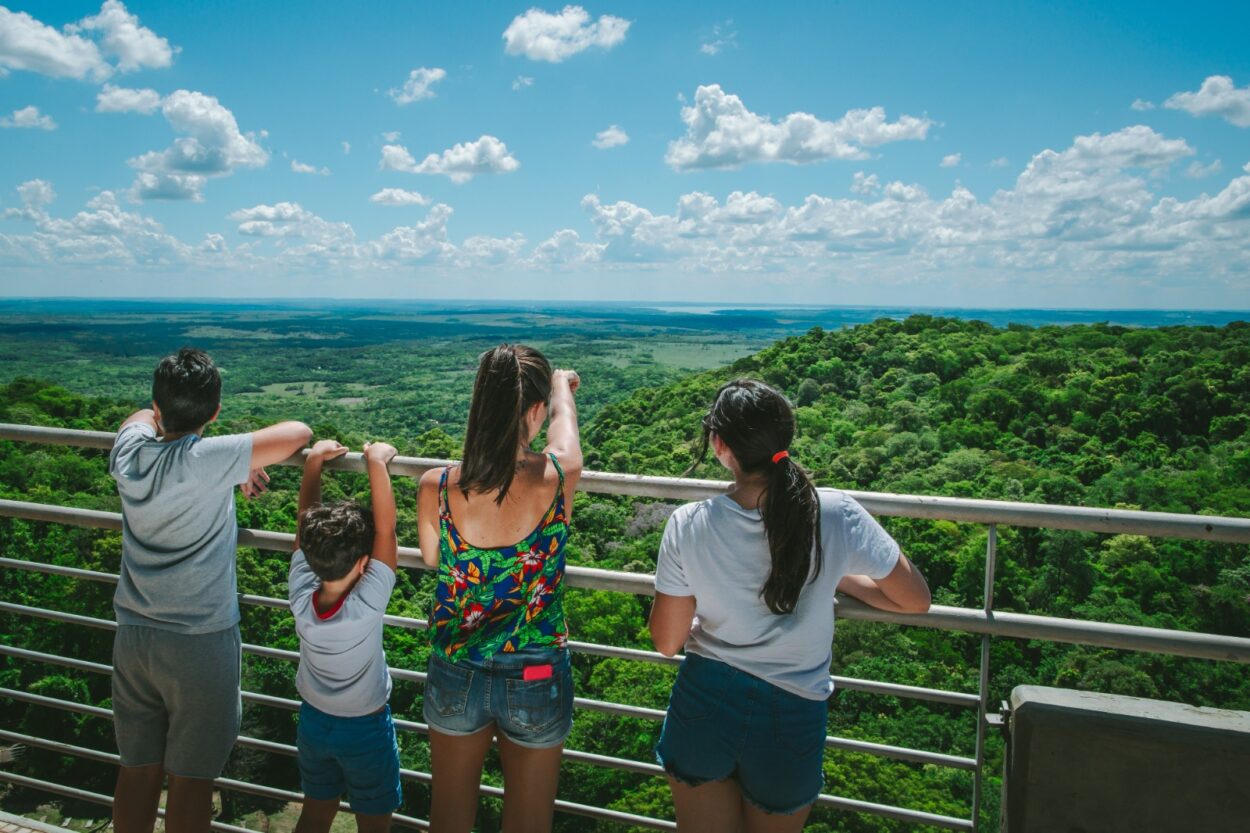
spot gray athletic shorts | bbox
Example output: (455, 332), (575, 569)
(112, 623), (242, 778)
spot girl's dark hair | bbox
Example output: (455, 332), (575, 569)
(152, 347), (222, 433)
(459, 344), (553, 504)
(692, 379), (821, 615)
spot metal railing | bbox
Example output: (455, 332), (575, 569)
(1, 423), (1249, 832)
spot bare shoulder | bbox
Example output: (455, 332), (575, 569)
(419, 467), (444, 490)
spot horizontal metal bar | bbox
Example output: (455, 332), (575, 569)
(3, 554), (978, 708)
(2, 554), (979, 708)
(6, 498), (1248, 663)
(835, 597), (1250, 663)
(5, 422), (1248, 542)
(0, 771), (258, 833)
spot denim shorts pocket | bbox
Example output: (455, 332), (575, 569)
(505, 673), (564, 733)
(426, 657), (473, 719)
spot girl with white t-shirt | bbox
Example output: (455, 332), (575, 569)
(650, 379), (931, 833)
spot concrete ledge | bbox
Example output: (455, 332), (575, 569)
(0, 811), (75, 833)
(1004, 685), (1250, 833)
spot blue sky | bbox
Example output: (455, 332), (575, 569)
(1, 0), (1248, 307)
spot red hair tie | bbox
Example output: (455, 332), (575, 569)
(771, 450), (790, 464)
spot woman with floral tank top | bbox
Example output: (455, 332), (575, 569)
(417, 344), (581, 833)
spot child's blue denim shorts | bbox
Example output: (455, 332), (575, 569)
(296, 701), (402, 815)
(423, 645), (573, 749)
(655, 652), (828, 815)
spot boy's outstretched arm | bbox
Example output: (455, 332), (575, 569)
(294, 439), (348, 550)
(363, 441), (399, 572)
(251, 420), (313, 469)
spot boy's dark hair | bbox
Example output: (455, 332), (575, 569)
(152, 348), (222, 433)
(299, 501), (375, 581)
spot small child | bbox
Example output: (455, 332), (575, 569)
(289, 438), (402, 832)
(109, 347), (310, 833)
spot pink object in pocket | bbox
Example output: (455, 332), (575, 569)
(522, 663), (553, 681)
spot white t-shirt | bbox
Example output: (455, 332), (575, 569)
(289, 551), (396, 717)
(654, 489), (901, 700)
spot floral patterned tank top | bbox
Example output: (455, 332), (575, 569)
(429, 453), (570, 662)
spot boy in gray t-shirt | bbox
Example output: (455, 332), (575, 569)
(109, 348), (311, 833)
(288, 438), (402, 831)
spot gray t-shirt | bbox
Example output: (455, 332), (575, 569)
(289, 551), (396, 717)
(109, 422), (253, 634)
(655, 488), (901, 700)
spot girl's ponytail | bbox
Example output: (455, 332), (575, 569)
(692, 380), (821, 615)
(760, 450), (821, 614)
(460, 344), (552, 503)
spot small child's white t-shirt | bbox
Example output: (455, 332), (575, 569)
(655, 488), (901, 700)
(289, 552), (396, 716)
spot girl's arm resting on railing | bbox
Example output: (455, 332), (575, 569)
(416, 468), (442, 569)
(649, 591), (697, 657)
(838, 554), (931, 614)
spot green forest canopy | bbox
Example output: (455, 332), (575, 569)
(2, 316), (1248, 832)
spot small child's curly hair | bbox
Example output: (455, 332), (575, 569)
(298, 501), (375, 581)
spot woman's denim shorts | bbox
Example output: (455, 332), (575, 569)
(655, 652), (829, 815)
(423, 644), (573, 749)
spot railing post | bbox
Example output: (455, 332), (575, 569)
(972, 523), (998, 832)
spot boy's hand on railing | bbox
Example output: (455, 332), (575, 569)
(363, 441), (398, 466)
(240, 467), (270, 500)
(554, 369), (580, 395)
(307, 439), (349, 462)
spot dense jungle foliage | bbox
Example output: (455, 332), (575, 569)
(2, 315), (1248, 832)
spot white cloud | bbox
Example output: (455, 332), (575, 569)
(380, 136), (519, 183)
(341, 141), (351, 154)
(1131, 98), (1155, 111)
(0, 186), (193, 266)
(1185, 159), (1222, 179)
(381, 130), (401, 142)
(512, 75), (534, 91)
(7, 127), (1247, 295)
(2, 179), (57, 220)
(502, 5), (630, 62)
(368, 204), (457, 262)
(1164, 75), (1250, 127)
(529, 228), (604, 265)
(379, 144), (418, 172)
(850, 172), (880, 195)
(291, 159), (330, 175)
(127, 89), (268, 201)
(989, 157), (1010, 168)
(592, 124), (629, 149)
(74, 0), (176, 72)
(665, 85), (932, 171)
(1, 105), (57, 130)
(369, 188), (429, 206)
(0, 6), (109, 80)
(227, 202), (356, 260)
(96, 84), (161, 113)
(699, 20), (737, 56)
(940, 152), (961, 168)
(389, 67), (446, 105)
(461, 233), (526, 265)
